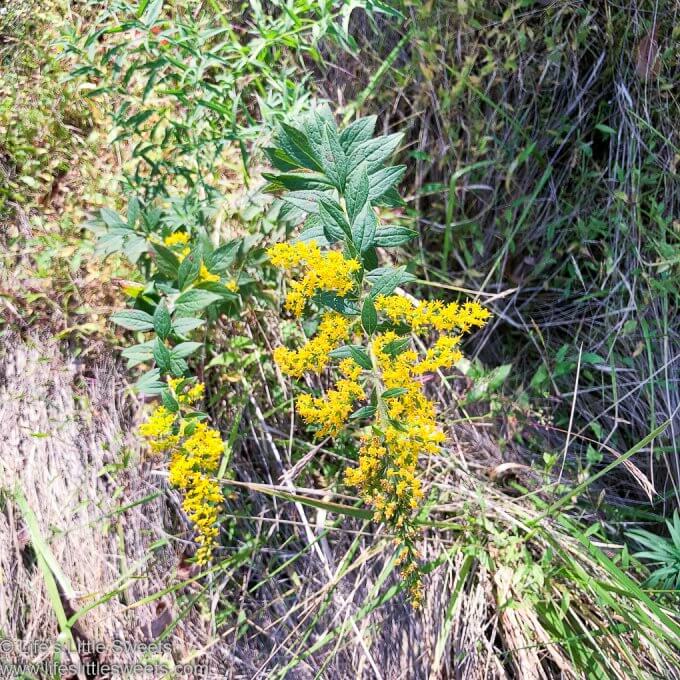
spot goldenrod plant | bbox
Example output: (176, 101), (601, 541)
(140, 378), (224, 564)
(265, 109), (489, 603)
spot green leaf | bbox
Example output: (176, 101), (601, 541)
(168, 355), (188, 378)
(278, 123), (323, 172)
(177, 251), (201, 290)
(368, 165), (406, 201)
(121, 340), (154, 368)
(367, 267), (416, 298)
(320, 123), (348, 190)
(312, 292), (360, 316)
(161, 389), (179, 413)
(361, 298), (378, 335)
(328, 344), (365, 359)
(362, 247), (379, 271)
(100, 207), (126, 229)
(374, 225), (418, 248)
(204, 240), (240, 272)
(153, 338), (172, 372)
(318, 196), (352, 242)
(382, 337), (411, 357)
(111, 309), (154, 331)
(265, 147), (300, 172)
(339, 116), (377, 153)
(351, 203), (377, 253)
(172, 317), (205, 336)
(135, 368), (165, 395)
(262, 172), (330, 192)
(174, 289), (222, 317)
(171, 341), (203, 359)
(281, 190), (328, 214)
(294, 214), (331, 246)
(348, 133), (403, 173)
(150, 242), (181, 279)
(345, 162), (370, 225)
(348, 346), (372, 370)
(349, 405), (377, 420)
(153, 302), (172, 340)
(381, 387), (409, 399)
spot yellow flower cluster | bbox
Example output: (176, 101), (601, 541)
(267, 241), (360, 317)
(297, 359), (365, 437)
(164, 231), (190, 247)
(273, 312), (350, 378)
(268, 235), (490, 607)
(139, 380), (224, 564)
(344, 332), (446, 525)
(375, 295), (490, 333)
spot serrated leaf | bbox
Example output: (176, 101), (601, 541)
(348, 346), (372, 370)
(368, 165), (406, 201)
(361, 298), (378, 335)
(348, 132), (403, 173)
(375, 186), (407, 208)
(339, 116), (377, 153)
(168, 355), (188, 377)
(153, 302), (171, 340)
(264, 147), (300, 172)
(278, 123), (323, 172)
(367, 267), (416, 298)
(351, 203), (377, 253)
(111, 309), (154, 331)
(320, 123), (348, 190)
(318, 196), (352, 242)
(100, 207), (127, 229)
(262, 172), (330, 192)
(281, 190), (328, 214)
(349, 405), (377, 420)
(346, 162), (370, 225)
(174, 289), (221, 317)
(374, 225), (418, 248)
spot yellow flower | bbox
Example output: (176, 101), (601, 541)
(164, 231), (190, 247)
(226, 280), (239, 292)
(198, 263), (220, 283)
(274, 312), (350, 378)
(139, 405), (175, 439)
(267, 240), (360, 317)
(140, 402), (225, 565)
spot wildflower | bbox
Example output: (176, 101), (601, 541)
(140, 390), (225, 565)
(273, 312), (350, 378)
(297, 359), (365, 437)
(267, 241), (360, 317)
(163, 231), (190, 247)
(226, 280), (239, 292)
(198, 263), (220, 283)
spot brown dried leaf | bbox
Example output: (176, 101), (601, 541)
(636, 33), (661, 80)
